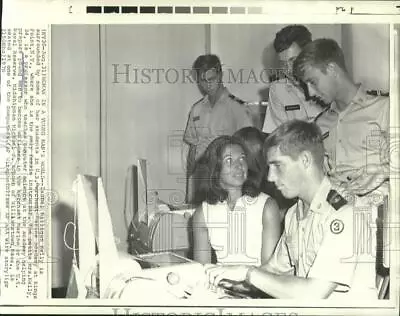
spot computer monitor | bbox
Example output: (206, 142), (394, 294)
(66, 174), (99, 298)
(68, 174), (121, 298)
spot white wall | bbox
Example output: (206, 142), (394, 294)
(101, 25), (205, 251)
(341, 24), (390, 91)
(51, 25), (101, 288)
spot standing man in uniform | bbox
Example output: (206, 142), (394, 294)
(293, 38), (389, 197)
(183, 54), (254, 202)
(205, 120), (377, 299)
(262, 25), (325, 133)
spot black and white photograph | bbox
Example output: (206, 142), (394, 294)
(49, 22), (396, 307)
(1, 1), (400, 314)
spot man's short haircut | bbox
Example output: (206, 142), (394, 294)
(293, 38), (347, 80)
(273, 25), (312, 53)
(263, 120), (325, 167)
(192, 54), (222, 81)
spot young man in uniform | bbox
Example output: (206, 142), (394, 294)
(205, 120), (377, 299)
(294, 39), (390, 294)
(183, 54), (254, 202)
(293, 38), (389, 197)
(262, 25), (325, 134)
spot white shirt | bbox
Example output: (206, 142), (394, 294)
(322, 86), (389, 194)
(202, 193), (269, 266)
(183, 87), (253, 160)
(266, 177), (377, 299)
(263, 79), (324, 133)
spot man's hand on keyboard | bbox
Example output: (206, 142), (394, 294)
(204, 264), (249, 288)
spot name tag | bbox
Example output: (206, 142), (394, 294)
(322, 131), (329, 139)
(193, 116), (200, 122)
(285, 104), (301, 111)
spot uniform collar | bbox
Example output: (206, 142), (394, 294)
(285, 80), (307, 100)
(297, 177), (332, 217)
(331, 84), (367, 113)
(205, 87), (229, 106)
(309, 176), (332, 214)
(349, 84), (368, 106)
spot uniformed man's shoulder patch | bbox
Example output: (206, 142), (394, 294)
(327, 190), (348, 211)
(313, 106), (331, 123)
(322, 131), (329, 140)
(190, 97), (205, 113)
(366, 90), (389, 97)
(228, 94), (245, 105)
(193, 97), (204, 106)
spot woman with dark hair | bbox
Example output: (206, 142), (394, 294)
(191, 135), (281, 266)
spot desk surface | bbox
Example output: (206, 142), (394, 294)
(127, 252), (274, 299)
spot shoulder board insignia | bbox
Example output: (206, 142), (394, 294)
(193, 97), (203, 106)
(327, 190), (347, 211)
(322, 131), (329, 140)
(367, 90), (389, 97)
(313, 106), (331, 123)
(285, 104), (301, 111)
(228, 94), (246, 105)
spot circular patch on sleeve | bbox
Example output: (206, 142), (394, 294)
(330, 219), (344, 234)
